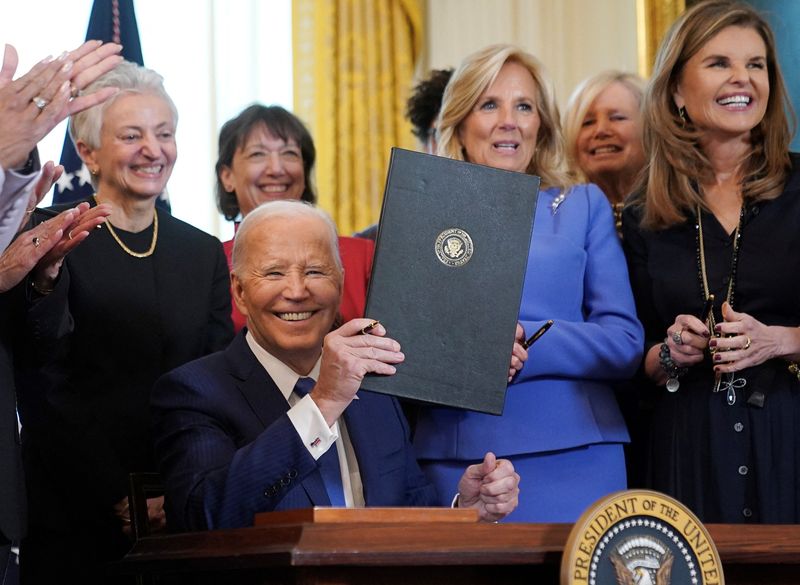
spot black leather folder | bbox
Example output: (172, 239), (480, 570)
(360, 148), (539, 414)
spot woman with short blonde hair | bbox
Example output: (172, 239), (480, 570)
(565, 72), (645, 184)
(563, 71), (646, 236)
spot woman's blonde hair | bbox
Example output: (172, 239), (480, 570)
(563, 71), (645, 183)
(640, 0), (794, 229)
(436, 43), (569, 189)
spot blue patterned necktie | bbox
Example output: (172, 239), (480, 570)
(293, 377), (346, 506)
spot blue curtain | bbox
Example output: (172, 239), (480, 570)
(746, 0), (800, 150)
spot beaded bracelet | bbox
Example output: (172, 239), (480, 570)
(659, 343), (687, 392)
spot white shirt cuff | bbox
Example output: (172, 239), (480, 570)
(286, 394), (340, 460)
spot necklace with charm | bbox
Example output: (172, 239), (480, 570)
(695, 204), (745, 406)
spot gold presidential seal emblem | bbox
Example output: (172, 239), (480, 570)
(562, 490), (724, 585)
(435, 228), (474, 267)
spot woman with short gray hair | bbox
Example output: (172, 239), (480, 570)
(17, 61), (233, 584)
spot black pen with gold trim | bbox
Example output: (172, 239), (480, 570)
(522, 320), (554, 349)
(359, 320), (380, 335)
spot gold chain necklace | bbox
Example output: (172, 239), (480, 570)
(612, 202), (624, 238)
(95, 196), (159, 258)
(695, 204), (744, 404)
(696, 205), (740, 306)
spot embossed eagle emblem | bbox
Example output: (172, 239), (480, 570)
(610, 537), (674, 585)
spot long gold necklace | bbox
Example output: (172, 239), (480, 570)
(695, 204), (744, 405)
(95, 196), (159, 258)
(612, 202), (624, 239)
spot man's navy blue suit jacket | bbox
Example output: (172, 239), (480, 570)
(152, 332), (439, 531)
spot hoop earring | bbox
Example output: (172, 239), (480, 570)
(678, 106), (687, 127)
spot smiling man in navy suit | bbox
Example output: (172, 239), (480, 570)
(152, 200), (519, 531)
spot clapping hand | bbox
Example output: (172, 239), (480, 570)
(0, 41), (121, 169)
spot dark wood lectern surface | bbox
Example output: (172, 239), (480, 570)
(117, 521), (800, 584)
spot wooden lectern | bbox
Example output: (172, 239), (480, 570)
(115, 509), (800, 584)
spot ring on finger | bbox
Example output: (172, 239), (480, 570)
(743, 336), (752, 350)
(70, 84), (80, 99)
(32, 96), (48, 110)
(68, 230), (73, 240)
(672, 330), (684, 345)
(32, 236), (41, 247)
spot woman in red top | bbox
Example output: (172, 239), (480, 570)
(215, 105), (374, 331)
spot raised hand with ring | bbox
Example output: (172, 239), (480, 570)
(32, 95), (49, 110)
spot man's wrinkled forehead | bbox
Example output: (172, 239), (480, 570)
(244, 214), (340, 272)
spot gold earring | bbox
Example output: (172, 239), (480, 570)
(678, 106), (687, 127)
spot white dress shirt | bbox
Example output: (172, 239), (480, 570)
(245, 332), (365, 507)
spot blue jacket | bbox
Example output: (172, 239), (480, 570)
(152, 332), (438, 531)
(414, 184), (644, 459)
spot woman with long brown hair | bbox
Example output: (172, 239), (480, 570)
(623, 0), (800, 523)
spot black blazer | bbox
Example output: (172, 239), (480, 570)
(0, 151), (40, 541)
(0, 286), (28, 541)
(16, 203), (234, 521)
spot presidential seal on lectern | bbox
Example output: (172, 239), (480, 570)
(561, 490), (724, 585)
